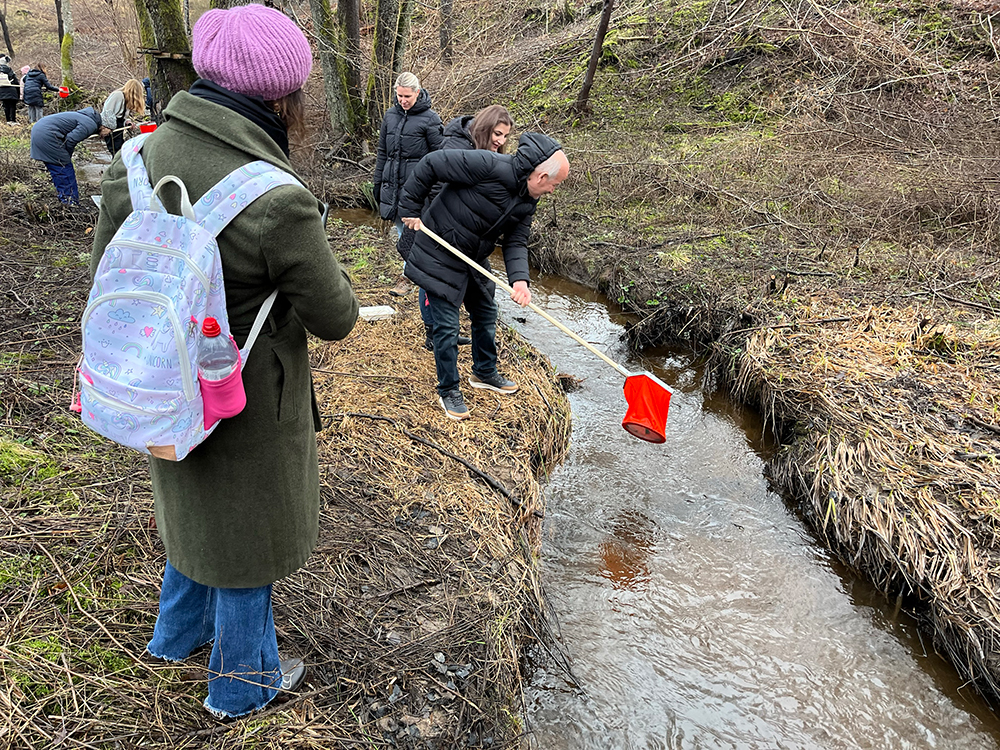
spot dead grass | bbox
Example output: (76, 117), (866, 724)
(0, 173), (571, 746)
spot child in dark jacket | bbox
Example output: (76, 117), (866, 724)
(22, 64), (60, 123)
(0, 55), (20, 124)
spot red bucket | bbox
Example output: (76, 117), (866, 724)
(621, 373), (672, 444)
(139, 122), (157, 133)
(58, 86), (69, 98)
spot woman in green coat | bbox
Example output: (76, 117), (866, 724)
(90, 5), (358, 719)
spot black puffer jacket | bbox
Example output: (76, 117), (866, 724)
(442, 115), (475, 149)
(0, 63), (19, 101)
(22, 69), (59, 107)
(397, 115), (477, 263)
(373, 88), (443, 220)
(398, 132), (561, 305)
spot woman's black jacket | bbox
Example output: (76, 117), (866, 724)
(373, 88), (443, 220)
(0, 64), (19, 101)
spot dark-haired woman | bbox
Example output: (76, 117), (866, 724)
(90, 4), (358, 720)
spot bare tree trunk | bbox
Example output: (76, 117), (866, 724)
(366, 0), (412, 137)
(340, 0), (361, 101)
(134, 1), (162, 119)
(182, 0), (190, 35)
(574, 0), (614, 113)
(139, 0), (196, 108)
(54, 0), (64, 46)
(0, 3), (14, 57)
(392, 0), (413, 80)
(60, 0), (75, 90)
(439, 0), (453, 64)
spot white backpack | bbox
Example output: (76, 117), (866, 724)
(75, 132), (303, 461)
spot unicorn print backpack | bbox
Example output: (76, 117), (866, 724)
(74, 132), (303, 461)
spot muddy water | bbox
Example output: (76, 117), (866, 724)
(494, 274), (1000, 749)
(78, 148), (112, 187)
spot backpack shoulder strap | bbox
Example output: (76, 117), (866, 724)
(194, 161), (304, 237)
(118, 133), (164, 212)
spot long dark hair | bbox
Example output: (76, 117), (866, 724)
(469, 105), (514, 153)
(269, 88), (307, 141)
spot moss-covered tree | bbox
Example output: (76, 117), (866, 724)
(366, 0), (412, 137)
(309, 0), (364, 142)
(60, 0), (74, 91)
(136, 0), (196, 109)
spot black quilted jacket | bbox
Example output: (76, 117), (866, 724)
(373, 88), (443, 220)
(397, 132), (561, 305)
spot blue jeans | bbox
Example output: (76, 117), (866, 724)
(147, 561), (281, 718)
(45, 162), (79, 204)
(427, 283), (498, 396)
(418, 287), (435, 326)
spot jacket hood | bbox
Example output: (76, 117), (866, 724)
(512, 132), (562, 180)
(80, 107), (101, 128)
(443, 115), (475, 146)
(395, 86), (432, 115)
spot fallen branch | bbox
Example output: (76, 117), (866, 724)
(312, 368), (410, 382)
(967, 415), (1000, 436)
(361, 579), (442, 601)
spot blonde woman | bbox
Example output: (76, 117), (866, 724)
(101, 78), (146, 155)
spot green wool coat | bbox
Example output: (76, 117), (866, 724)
(91, 92), (359, 589)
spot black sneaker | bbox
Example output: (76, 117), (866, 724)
(439, 389), (471, 420)
(457, 335), (472, 346)
(468, 373), (518, 394)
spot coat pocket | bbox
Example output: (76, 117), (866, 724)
(272, 342), (300, 423)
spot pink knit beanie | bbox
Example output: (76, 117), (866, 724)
(192, 4), (312, 101)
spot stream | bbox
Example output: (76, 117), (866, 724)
(496, 273), (1000, 749)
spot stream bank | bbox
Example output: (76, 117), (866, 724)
(0, 146), (571, 747)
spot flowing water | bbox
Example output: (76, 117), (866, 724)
(494, 273), (1000, 750)
(326, 208), (1000, 748)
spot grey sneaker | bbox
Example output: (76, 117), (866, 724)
(279, 657), (306, 692)
(469, 373), (518, 394)
(439, 389), (470, 420)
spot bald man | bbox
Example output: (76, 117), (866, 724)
(399, 132), (569, 421)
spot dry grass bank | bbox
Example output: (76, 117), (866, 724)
(0, 146), (571, 746)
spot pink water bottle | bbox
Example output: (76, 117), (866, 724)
(197, 317), (238, 380)
(196, 317), (246, 429)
